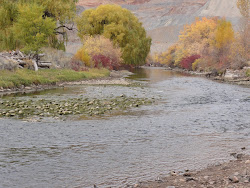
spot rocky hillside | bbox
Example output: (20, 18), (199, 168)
(72, 0), (242, 54)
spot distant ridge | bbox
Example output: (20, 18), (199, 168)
(73, 0), (243, 53)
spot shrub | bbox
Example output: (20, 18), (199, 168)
(75, 36), (123, 70)
(180, 54), (201, 70)
(70, 58), (88, 72)
(192, 58), (202, 71)
(75, 47), (91, 67)
(92, 54), (121, 70)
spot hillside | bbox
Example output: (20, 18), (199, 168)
(70, 0), (242, 54)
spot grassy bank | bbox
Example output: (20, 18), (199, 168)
(0, 68), (110, 89)
(247, 69), (250, 77)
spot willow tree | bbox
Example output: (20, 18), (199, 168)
(0, 0), (18, 50)
(0, 0), (78, 52)
(237, 0), (249, 18)
(13, 4), (56, 53)
(76, 5), (151, 66)
(237, 0), (249, 57)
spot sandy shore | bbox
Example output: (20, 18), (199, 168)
(135, 154), (250, 188)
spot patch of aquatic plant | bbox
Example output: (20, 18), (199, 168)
(0, 95), (154, 119)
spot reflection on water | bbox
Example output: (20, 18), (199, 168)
(127, 67), (190, 83)
(1, 86), (86, 99)
(0, 68), (250, 188)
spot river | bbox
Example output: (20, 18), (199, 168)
(0, 68), (249, 188)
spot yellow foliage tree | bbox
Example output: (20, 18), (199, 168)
(237, 0), (249, 18)
(180, 17), (217, 46)
(76, 4), (151, 66)
(174, 17), (217, 66)
(214, 19), (235, 49)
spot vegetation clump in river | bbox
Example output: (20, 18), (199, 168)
(0, 95), (154, 120)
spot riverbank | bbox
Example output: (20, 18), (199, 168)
(0, 69), (133, 96)
(164, 67), (250, 86)
(136, 154), (250, 188)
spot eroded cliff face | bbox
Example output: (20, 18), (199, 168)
(74, 0), (242, 53)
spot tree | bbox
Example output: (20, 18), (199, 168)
(0, 0), (78, 52)
(76, 4), (151, 66)
(214, 19), (235, 50)
(237, 0), (250, 60)
(237, 0), (249, 18)
(13, 3), (56, 53)
(154, 17), (240, 71)
(0, 0), (19, 50)
(172, 17), (217, 66)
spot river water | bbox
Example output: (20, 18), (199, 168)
(0, 68), (250, 188)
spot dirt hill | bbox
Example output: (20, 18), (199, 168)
(70, 0), (242, 54)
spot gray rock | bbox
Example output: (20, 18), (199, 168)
(209, 181), (216, 185)
(245, 160), (250, 164)
(234, 172), (239, 176)
(186, 177), (196, 182)
(243, 178), (250, 183)
(242, 169), (248, 175)
(167, 186), (176, 188)
(170, 171), (178, 176)
(228, 176), (239, 183)
(204, 176), (209, 180)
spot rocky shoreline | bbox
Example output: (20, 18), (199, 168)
(164, 67), (250, 87)
(135, 154), (250, 188)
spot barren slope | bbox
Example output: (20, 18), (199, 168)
(71, 0), (242, 54)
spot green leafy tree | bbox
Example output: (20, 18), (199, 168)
(13, 3), (56, 53)
(76, 4), (151, 66)
(17, 0), (78, 23)
(0, 0), (19, 50)
(0, 0), (78, 52)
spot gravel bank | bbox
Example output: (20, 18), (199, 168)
(136, 154), (250, 188)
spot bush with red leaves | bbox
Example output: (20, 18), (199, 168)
(92, 54), (121, 70)
(180, 55), (201, 70)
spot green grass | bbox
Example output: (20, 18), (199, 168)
(246, 69), (250, 77)
(0, 68), (110, 89)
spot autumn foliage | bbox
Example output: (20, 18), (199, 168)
(74, 35), (122, 70)
(154, 16), (249, 72)
(180, 55), (201, 70)
(76, 4), (151, 66)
